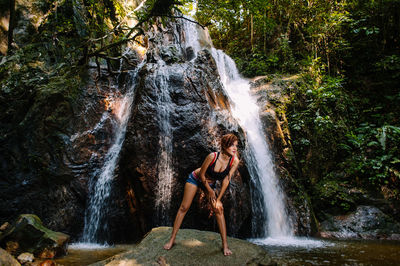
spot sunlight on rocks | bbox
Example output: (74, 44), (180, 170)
(181, 239), (206, 248)
(106, 259), (139, 266)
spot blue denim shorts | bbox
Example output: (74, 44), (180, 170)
(186, 172), (216, 190)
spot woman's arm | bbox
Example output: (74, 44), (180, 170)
(198, 153), (217, 200)
(217, 157), (240, 202)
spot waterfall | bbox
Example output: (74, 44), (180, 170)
(153, 18), (203, 226)
(210, 50), (293, 237)
(154, 66), (175, 226)
(182, 18), (293, 238)
(151, 17), (216, 226)
(80, 58), (144, 244)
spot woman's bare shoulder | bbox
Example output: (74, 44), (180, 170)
(207, 152), (216, 158)
(202, 152), (216, 162)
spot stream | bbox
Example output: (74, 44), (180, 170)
(263, 238), (400, 265)
(45, 239), (400, 265)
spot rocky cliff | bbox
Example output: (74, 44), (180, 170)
(118, 19), (252, 239)
(0, 15), (254, 243)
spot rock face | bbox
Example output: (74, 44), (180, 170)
(0, 214), (69, 258)
(1, 2), (141, 244)
(119, 19), (252, 240)
(90, 227), (276, 266)
(319, 206), (400, 240)
(0, 65), (124, 240)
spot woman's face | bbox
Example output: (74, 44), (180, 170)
(224, 141), (238, 156)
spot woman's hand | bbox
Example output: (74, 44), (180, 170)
(207, 189), (216, 203)
(213, 199), (223, 210)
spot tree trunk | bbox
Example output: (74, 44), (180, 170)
(325, 37), (330, 75)
(250, 13), (254, 50)
(264, 9), (267, 53)
(7, 0), (16, 54)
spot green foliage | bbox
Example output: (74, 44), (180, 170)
(283, 72), (400, 211)
(33, 0), (53, 14)
(343, 124), (400, 186)
(344, 0), (400, 90)
(1, 0), (188, 98)
(0, 42), (82, 99)
(235, 53), (278, 77)
(314, 179), (356, 211)
(0, 44), (83, 141)
(286, 74), (351, 181)
(196, 0), (350, 77)
(375, 55), (400, 79)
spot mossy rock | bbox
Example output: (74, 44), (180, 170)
(90, 227), (276, 266)
(0, 214), (69, 258)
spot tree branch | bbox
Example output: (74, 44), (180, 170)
(87, 28), (144, 57)
(84, 2), (206, 61)
(156, 15), (207, 29)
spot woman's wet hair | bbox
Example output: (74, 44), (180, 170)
(220, 133), (238, 151)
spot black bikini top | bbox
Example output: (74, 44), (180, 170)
(206, 152), (234, 181)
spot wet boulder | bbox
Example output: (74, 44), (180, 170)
(0, 214), (69, 258)
(319, 206), (400, 240)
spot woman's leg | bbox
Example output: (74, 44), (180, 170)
(163, 182), (198, 250)
(213, 203), (232, 256)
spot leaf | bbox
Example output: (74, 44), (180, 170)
(338, 143), (352, 151)
(367, 141), (379, 147)
(390, 158), (400, 164)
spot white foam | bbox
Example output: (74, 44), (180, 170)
(68, 242), (110, 249)
(249, 237), (334, 248)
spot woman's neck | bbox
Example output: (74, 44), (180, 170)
(220, 151), (230, 161)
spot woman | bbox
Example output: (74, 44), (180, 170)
(163, 133), (240, 256)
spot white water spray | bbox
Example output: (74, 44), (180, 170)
(154, 66), (175, 225)
(81, 59), (144, 244)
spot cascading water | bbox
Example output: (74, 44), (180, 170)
(80, 58), (144, 244)
(210, 50), (293, 238)
(153, 17), (205, 226)
(154, 66), (174, 226)
(182, 18), (293, 238)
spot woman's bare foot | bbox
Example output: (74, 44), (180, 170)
(163, 240), (175, 250)
(223, 246), (232, 256)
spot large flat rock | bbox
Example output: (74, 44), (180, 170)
(0, 248), (20, 266)
(90, 227), (275, 265)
